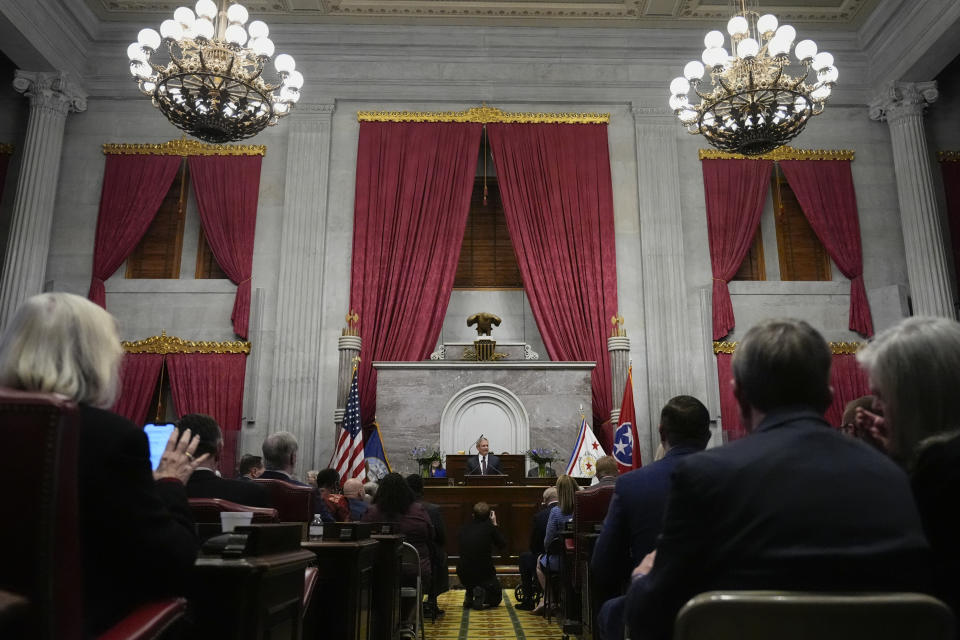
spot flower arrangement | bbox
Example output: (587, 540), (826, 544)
(410, 446), (443, 477)
(527, 447), (563, 477)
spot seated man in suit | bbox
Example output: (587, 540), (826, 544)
(625, 319), (932, 640)
(592, 396), (711, 640)
(458, 502), (506, 610)
(465, 437), (502, 475)
(342, 478), (369, 520)
(181, 413), (271, 508)
(237, 453), (264, 480)
(516, 487), (558, 610)
(260, 431), (310, 486)
(592, 455), (618, 485)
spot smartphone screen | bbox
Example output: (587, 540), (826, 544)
(143, 423), (176, 470)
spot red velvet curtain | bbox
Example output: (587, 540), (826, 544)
(88, 154), (181, 307)
(487, 123), (618, 426)
(189, 155), (263, 339)
(702, 159), (773, 340)
(350, 121), (482, 425)
(715, 353), (746, 441)
(779, 160), (873, 337)
(941, 161), (960, 297)
(166, 353), (247, 475)
(112, 353), (165, 426)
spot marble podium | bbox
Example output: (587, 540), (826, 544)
(373, 359), (594, 475)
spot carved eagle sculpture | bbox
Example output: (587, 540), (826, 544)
(467, 312), (502, 337)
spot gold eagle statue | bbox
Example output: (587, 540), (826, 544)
(467, 312), (502, 336)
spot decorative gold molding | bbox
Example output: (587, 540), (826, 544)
(699, 146), (855, 161)
(358, 105), (609, 124)
(123, 331), (251, 354)
(103, 138), (266, 157)
(0, 143), (13, 155)
(938, 151), (960, 162)
(713, 341), (864, 355)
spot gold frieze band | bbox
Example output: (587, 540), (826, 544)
(0, 143), (13, 155)
(358, 105), (609, 124)
(123, 331), (251, 355)
(714, 341), (864, 355)
(938, 151), (960, 162)
(699, 146), (855, 161)
(103, 138), (266, 157)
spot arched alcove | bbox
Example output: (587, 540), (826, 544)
(440, 383), (529, 457)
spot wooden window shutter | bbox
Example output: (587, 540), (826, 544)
(126, 159), (188, 279)
(772, 164), (831, 281)
(454, 177), (523, 289)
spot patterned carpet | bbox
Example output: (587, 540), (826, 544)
(423, 589), (564, 639)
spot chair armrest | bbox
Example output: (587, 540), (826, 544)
(98, 598), (187, 640)
(302, 567), (319, 620)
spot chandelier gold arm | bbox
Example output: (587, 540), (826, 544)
(714, 341), (863, 355)
(938, 151), (960, 162)
(102, 138), (266, 156)
(122, 331), (251, 354)
(698, 146), (854, 161)
(357, 105), (609, 124)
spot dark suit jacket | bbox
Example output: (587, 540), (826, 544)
(465, 453), (502, 475)
(418, 499), (449, 595)
(258, 469), (310, 486)
(529, 502), (556, 557)
(591, 445), (701, 586)
(626, 407), (932, 640)
(79, 405), (198, 636)
(457, 519), (506, 587)
(186, 469), (271, 508)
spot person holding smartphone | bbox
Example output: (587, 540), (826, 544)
(457, 501), (506, 609)
(0, 292), (208, 636)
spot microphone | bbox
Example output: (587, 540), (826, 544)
(468, 434), (485, 475)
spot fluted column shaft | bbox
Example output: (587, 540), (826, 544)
(267, 104), (335, 472)
(870, 81), (955, 318)
(0, 71), (86, 331)
(607, 335), (630, 427)
(334, 334), (362, 432)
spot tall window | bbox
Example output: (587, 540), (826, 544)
(454, 176), (523, 289)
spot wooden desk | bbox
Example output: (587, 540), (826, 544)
(370, 535), (403, 640)
(302, 539), (378, 640)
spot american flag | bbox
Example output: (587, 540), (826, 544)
(333, 369), (365, 480)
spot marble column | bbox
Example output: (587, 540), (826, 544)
(0, 71), (86, 331)
(633, 113), (691, 459)
(266, 103), (335, 472)
(607, 333), (630, 427)
(334, 333), (362, 433)
(869, 81), (955, 318)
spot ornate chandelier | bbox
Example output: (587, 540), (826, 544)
(668, 0), (837, 156)
(126, 0), (302, 143)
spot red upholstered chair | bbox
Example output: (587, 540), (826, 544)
(572, 482), (616, 635)
(0, 387), (186, 640)
(252, 478), (314, 522)
(188, 498), (280, 540)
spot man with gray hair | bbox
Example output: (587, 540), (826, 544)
(624, 319), (931, 640)
(259, 431), (310, 486)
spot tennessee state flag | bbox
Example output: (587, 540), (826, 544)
(612, 366), (642, 473)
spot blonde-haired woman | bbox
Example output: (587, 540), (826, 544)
(0, 292), (208, 635)
(532, 474), (579, 615)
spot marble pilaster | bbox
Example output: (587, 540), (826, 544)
(266, 103), (335, 472)
(633, 116), (691, 456)
(607, 334), (630, 427)
(869, 81), (955, 318)
(0, 71), (85, 331)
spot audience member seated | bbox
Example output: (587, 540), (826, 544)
(343, 478), (369, 520)
(839, 395), (886, 451)
(260, 431), (310, 486)
(516, 487), (558, 610)
(306, 469), (319, 488)
(533, 474), (578, 615)
(592, 395), (711, 640)
(406, 474), (448, 617)
(316, 468), (351, 522)
(237, 453), (265, 480)
(0, 292), (204, 636)
(592, 455), (618, 485)
(458, 502), (506, 610)
(180, 413), (271, 508)
(858, 317), (960, 627)
(625, 319), (932, 640)
(430, 459), (447, 478)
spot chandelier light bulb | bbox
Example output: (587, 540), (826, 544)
(142, 81), (157, 92)
(284, 69), (304, 89)
(702, 47), (722, 68)
(683, 60), (705, 81)
(756, 14), (778, 35)
(819, 66), (839, 83)
(174, 6), (195, 26)
(274, 53), (295, 73)
(225, 24), (248, 45)
(810, 85), (832, 101)
(774, 24), (796, 44)
(194, 17), (215, 39)
(127, 42), (148, 61)
(274, 102), (290, 115)
(704, 30), (725, 49)
(130, 61), (152, 79)
(194, 0), (217, 20)
(737, 38), (760, 59)
(812, 51), (834, 71)
(250, 37), (275, 57)
(669, 94), (689, 111)
(678, 109), (698, 124)
(138, 28), (162, 51)
(160, 19), (183, 40)
(767, 37), (790, 57)
(247, 20), (269, 39)
(727, 16), (749, 37)
(669, 77), (690, 96)
(280, 85), (300, 102)
(227, 3), (249, 24)
(794, 39), (817, 61)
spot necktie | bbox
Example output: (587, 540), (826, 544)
(481, 456), (487, 475)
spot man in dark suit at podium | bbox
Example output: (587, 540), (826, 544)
(465, 436), (502, 475)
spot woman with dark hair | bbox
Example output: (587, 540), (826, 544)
(429, 459), (446, 478)
(362, 472), (434, 587)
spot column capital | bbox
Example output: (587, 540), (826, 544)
(13, 71), (87, 116)
(869, 81), (938, 124)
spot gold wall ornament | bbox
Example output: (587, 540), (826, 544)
(713, 340), (863, 355)
(467, 312), (502, 336)
(122, 331), (251, 355)
(102, 138), (266, 157)
(357, 105), (609, 125)
(0, 143), (13, 155)
(938, 151), (960, 162)
(343, 309), (360, 337)
(698, 146), (855, 161)
(462, 345), (509, 362)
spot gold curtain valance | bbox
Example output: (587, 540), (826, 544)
(123, 331), (250, 355)
(714, 341), (863, 355)
(357, 105), (609, 125)
(938, 151), (960, 163)
(699, 146), (855, 161)
(102, 138), (266, 157)
(0, 143), (13, 155)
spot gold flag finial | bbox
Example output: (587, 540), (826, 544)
(343, 310), (360, 336)
(610, 314), (626, 337)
